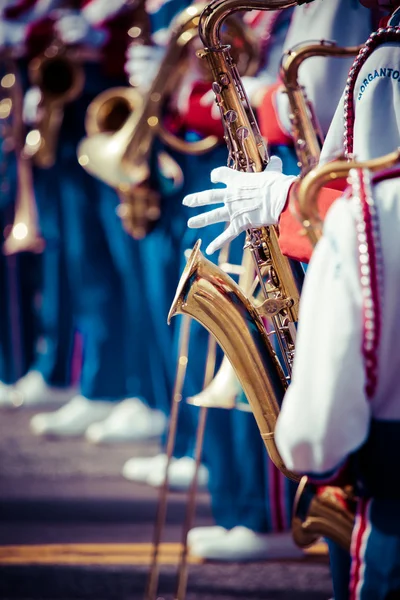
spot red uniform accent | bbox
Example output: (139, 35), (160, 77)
(181, 81), (224, 139)
(278, 184), (343, 263)
(257, 81), (293, 147)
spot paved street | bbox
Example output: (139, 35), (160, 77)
(0, 408), (333, 600)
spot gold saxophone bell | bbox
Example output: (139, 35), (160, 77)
(24, 41), (85, 169)
(0, 55), (44, 255)
(169, 240), (300, 483)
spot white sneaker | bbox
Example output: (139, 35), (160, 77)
(188, 357), (241, 409)
(122, 453), (172, 482)
(30, 395), (115, 437)
(0, 381), (13, 407)
(187, 526), (228, 547)
(7, 371), (76, 408)
(190, 526), (304, 562)
(85, 398), (167, 444)
(122, 454), (209, 491)
(147, 455), (209, 490)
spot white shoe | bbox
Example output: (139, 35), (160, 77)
(122, 453), (209, 491)
(190, 526), (304, 562)
(188, 357), (241, 409)
(7, 371), (76, 408)
(0, 381), (14, 407)
(187, 526), (228, 547)
(147, 456), (209, 490)
(122, 453), (172, 482)
(30, 395), (115, 437)
(85, 398), (167, 444)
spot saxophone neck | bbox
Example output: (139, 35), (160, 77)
(296, 148), (400, 246)
(199, 0), (304, 49)
(280, 41), (363, 176)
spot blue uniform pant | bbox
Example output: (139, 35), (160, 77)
(33, 64), (155, 402)
(349, 498), (400, 600)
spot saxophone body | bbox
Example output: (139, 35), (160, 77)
(170, 0), (309, 479)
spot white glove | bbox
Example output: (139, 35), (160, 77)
(183, 156), (297, 255)
(54, 13), (106, 47)
(125, 44), (164, 90)
(23, 87), (42, 125)
(0, 21), (27, 53)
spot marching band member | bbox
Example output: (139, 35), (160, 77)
(0, 0), (77, 408)
(181, 0), (374, 562)
(276, 166), (400, 599)
(4, 0), (166, 438)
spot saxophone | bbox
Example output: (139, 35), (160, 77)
(280, 40), (361, 175)
(170, 0), (312, 481)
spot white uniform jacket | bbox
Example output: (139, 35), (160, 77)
(275, 168), (400, 478)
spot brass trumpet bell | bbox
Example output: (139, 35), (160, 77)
(3, 156), (45, 255)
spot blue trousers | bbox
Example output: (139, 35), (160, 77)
(0, 144), (42, 383)
(348, 498), (400, 600)
(33, 64), (155, 402)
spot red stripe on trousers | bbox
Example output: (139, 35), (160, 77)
(349, 498), (368, 600)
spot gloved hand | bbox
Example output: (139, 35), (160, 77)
(183, 156), (297, 255)
(125, 44), (164, 90)
(23, 87), (42, 125)
(54, 13), (106, 47)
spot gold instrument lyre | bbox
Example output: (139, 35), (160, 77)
(1, 53), (44, 255)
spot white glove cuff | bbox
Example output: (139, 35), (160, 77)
(270, 175), (298, 223)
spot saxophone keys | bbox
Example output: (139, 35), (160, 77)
(258, 297), (293, 317)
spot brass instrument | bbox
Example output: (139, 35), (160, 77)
(170, 0), (310, 478)
(297, 149), (400, 246)
(78, 2), (260, 237)
(280, 40), (361, 175)
(24, 39), (86, 168)
(0, 54), (44, 254)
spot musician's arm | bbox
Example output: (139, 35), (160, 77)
(275, 197), (370, 476)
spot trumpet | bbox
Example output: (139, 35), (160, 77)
(1, 54), (44, 255)
(24, 38), (86, 168)
(78, 2), (260, 237)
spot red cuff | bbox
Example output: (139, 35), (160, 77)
(181, 81), (224, 139)
(257, 81), (293, 147)
(278, 185), (343, 263)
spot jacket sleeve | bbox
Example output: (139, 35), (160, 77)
(275, 197), (370, 475)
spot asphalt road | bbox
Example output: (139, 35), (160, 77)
(0, 407), (333, 600)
